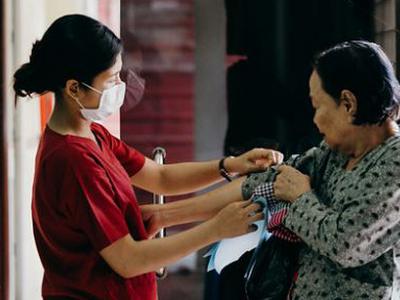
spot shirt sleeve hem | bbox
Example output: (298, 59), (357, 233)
(125, 154), (146, 177)
(96, 229), (131, 252)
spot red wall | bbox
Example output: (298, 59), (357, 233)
(120, 0), (195, 202)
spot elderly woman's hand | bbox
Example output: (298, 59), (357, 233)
(274, 165), (311, 203)
(225, 148), (284, 175)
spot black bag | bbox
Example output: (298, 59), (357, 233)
(244, 235), (301, 300)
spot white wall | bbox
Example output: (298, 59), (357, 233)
(45, 0), (98, 24)
(12, 1), (46, 298)
(4, 0), (17, 298)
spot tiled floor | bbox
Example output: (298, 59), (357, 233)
(158, 268), (205, 300)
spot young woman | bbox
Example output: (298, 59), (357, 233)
(13, 14), (282, 299)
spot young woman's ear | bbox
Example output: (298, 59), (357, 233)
(65, 79), (80, 100)
(340, 90), (357, 121)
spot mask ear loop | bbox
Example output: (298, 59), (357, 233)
(80, 82), (102, 95)
(69, 83), (85, 110)
(76, 82), (105, 111)
(72, 96), (85, 110)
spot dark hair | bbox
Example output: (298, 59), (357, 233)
(313, 40), (400, 125)
(13, 14), (123, 97)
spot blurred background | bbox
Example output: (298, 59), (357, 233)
(0, 0), (398, 299)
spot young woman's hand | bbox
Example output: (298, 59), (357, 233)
(140, 204), (163, 239)
(225, 148), (284, 175)
(209, 200), (264, 239)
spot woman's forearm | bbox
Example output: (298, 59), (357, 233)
(159, 177), (245, 227)
(158, 160), (226, 195)
(133, 149), (282, 196)
(126, 220), (218, 277)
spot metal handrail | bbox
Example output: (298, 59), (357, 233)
(152, 147), (167, 279)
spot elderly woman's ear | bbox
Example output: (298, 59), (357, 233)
(340, 89), (357, 122)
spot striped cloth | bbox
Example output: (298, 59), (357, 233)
(253, 183), (301, 242)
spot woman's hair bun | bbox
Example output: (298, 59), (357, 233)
(13, 40), (49, 97)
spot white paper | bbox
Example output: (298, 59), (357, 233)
(213, 219), (266, 273)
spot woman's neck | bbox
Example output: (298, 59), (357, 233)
(345, 120), (399, 169)
(48, 100), (92, 138)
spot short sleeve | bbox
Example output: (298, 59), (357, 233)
(92, 123), (145, 176)
(69, 147), (130, 251)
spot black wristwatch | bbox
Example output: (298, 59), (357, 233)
(219, 156), (234, 182)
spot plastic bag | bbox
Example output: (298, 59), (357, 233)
(244, 235), (301, 300)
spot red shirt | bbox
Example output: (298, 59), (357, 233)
(32, 123), (157, 299)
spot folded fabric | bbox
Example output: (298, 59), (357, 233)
(253, 182), (301, 242)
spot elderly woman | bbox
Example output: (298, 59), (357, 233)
(242, 40), (400, 299)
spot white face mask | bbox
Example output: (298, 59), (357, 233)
(74, 82), (126, 122)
